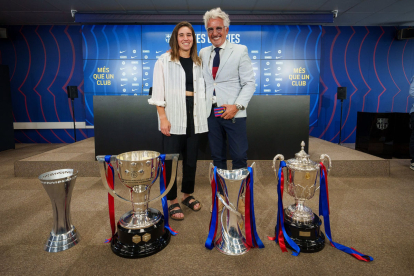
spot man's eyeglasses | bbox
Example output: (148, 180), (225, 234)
(207, 26), (226, 34)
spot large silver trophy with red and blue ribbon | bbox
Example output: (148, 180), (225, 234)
(97, 151), (178, 258)
(205, 163), (264, 255)
(271, 142), (373, 262)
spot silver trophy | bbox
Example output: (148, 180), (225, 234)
(273, 141), (332, 252)
(97, 151), (178, 258)
(39, 169), (80, 253)
(210, 163), (256, 255)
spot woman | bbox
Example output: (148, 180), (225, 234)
(148, 22), (208, 220)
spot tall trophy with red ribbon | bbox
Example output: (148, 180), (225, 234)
(205, 163), (264, 255)
(97, 151), (178, 258)
(272, 142), (373, 262)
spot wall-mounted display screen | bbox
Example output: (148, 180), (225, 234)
(82, 24), (321, 125)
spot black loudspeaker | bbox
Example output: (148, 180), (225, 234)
(67, 86), (78, 99)
(0, 65), (15, 151)
(337, 87), (347, 100)
(397, 28), (414, 40)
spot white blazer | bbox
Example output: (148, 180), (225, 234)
(199, 40), (256, 118)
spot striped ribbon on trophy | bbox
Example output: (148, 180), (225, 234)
(269, 160), (300, 256)
(244, 166), (264, 248)
(319, 163), (373, 262)
(104, 155), (116, 243)
(159, 154), (178, 235)
(205, 166), (219, 249)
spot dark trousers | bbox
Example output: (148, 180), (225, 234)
(163, 97), (199, 201)
(207, 108), (248, 170)
(410, 112), (414, 163)
(208, 109), (248, 195)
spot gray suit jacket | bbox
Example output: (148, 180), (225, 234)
(200, 41), (256, 118)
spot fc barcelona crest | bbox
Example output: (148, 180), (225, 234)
(376, 118), (388, 130)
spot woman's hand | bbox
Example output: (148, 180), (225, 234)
(160, 118), (171, 136)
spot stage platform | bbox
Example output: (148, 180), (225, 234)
(14, 137), (390, 178)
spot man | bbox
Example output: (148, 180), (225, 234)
(200, 7), (255, 171)
(409, 75), (414, 170)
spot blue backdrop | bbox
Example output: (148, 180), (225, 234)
(0, 25), (413, 143)
(81, 24), (322, 125)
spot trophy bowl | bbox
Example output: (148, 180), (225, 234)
(284, 155), (319, 224)
(116, 151), (161, 230)
(97, 151), (178, 258)
(273, 142), (331, 253)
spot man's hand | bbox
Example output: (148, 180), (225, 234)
(160, 118), (171, 136)
(221, 104), (238, 120)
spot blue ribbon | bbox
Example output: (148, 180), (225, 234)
(159, 154), (177, 236)
(319, 165), (373, 262)
(205, 167), (219, 249)
(275, 161), (300, 256)
(247, 166), (264, 248)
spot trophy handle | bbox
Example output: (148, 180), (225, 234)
(217, 193), (242, 217)
(319, 154), (332, 173)
(272, 154), (285, 178)
(97, 154), (179, 206)
(272, 154), (284, 170)
(209, 163), (215, 183)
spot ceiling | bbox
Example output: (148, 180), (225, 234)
(1, 0), (414, 26)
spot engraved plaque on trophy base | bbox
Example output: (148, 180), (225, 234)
(111, 213), (171, 258)
(282, 213), (325, 253)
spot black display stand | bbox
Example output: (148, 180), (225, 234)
(355, 112), (410, 159)
(283, 214), (325, 253)
(0, 65), (15, 152)
(94, 95), (310, 160)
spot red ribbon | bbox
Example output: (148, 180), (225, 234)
(277, 168), (287, 252)
(105, 161), (116, 243)
(245, 178), (253, 247)
(209, 172), (218, 243)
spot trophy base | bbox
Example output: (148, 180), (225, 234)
(282, 213), (325, 253)
(285, 204), (314, 224)
(44, 225), (80, 253)
(111, 215), (171, 258)
(215, 226), (250, 256)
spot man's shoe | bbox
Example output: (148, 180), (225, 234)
(410, 163), (414, 171)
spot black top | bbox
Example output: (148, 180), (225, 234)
(180, 57), (194, 92)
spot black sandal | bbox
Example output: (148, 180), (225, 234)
(181, 196), (201, 211)
(168, 203), (184, 221)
